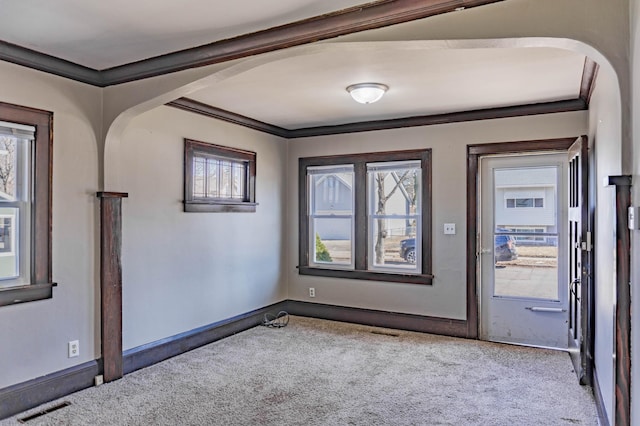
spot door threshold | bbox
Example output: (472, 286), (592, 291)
(487, 338), (569, 352)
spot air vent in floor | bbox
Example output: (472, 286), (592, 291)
(18, 401), (71, 423)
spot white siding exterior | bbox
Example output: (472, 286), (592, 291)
(494, 167), (558, 237)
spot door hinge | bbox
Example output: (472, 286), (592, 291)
(581, 231), (592, 252)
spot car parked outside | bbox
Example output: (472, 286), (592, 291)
(399, 231), (517, 264)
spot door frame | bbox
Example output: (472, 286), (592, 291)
(465, 137), (575, 339)
(567, 136), (592, 384)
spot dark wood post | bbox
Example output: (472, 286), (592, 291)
(97, 191), (128, 382)
(607, 175), (631, 426)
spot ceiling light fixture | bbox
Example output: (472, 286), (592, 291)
(346, 83), (388, 104)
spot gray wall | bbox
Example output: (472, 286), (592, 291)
(0, 61), (101, 389)
(119, 106), (288, 350)
(286, 112), (588, 319)
(0, 3), (632, 424)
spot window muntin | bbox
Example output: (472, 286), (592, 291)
(193, 155), (247, 200)
(506, 197), (544, 208)
(184, 139), (257, 212)
(367, 161), (421, 272)
(298, 149), (432, 285)
(308, 165), (354, 268)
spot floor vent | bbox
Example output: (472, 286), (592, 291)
(370, 330), (400, 337)
(18, 401), (71, 423)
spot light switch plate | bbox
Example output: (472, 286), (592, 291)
(444, 223), (456, 235)
(629, 207), (640, 230)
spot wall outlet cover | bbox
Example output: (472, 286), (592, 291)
(68, 340), (79, 358)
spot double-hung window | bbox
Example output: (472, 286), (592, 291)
(299, 149), (432, 285)
(0, 102), (54, 307)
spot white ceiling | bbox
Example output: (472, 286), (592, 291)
(190, 44), (585, 129)
(0, 0), (588, 130)
(0, 0), (367, 69)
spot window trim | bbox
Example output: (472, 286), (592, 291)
(0, 102), (54, 307)
(183, 138), (257, 213)
(298, 149), (432, 285)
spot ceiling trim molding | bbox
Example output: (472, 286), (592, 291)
(288, 99), (586, 137)
(0, 0), (504, 87)
(169, 97), (587, 139)
(101, 0), (504, 85)
(0, 40), (102, 86)
(166, 98), (289, 137)
(579, 57), (599, 106)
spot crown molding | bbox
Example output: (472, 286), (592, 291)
(580, 57), (599, 106)
(0, 40), (102, 86)
(166, 98), (289, 137)
(168, 97), (587, 139)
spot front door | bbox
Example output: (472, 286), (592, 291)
(567, 135), (592, 384)
(480, 153), (568, 349)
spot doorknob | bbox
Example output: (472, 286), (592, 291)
(480, 248), (492, 254)
(570, 278), (580, 300)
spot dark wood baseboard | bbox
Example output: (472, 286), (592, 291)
(593, 366), (611, 426)
(285, 300), (468, 338)
(0, 360), (100, 421)
(123, 301), (288, 374)
(0, 299), (471, 420)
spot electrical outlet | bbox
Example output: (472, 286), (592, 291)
(68, 340), (79, 358)
(94, 375), (104, 386)
(309, 287), (316, 298)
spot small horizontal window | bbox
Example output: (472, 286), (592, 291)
(506, 198), (544, 208)
(184, 139), (257, 213)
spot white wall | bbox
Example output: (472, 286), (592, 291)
(588, 66), (623, 426)
(286, 111), (587, 319)
(0, 61), (101, 388)
(119, 106), (287, 350)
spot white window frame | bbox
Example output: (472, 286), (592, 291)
(0, 125), (32, 287)
(366, 160), (422, 273)
(307, 164), (355, 270)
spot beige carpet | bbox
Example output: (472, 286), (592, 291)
(2, 316), (598, 425)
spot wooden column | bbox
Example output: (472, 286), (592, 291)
(608, 175), (631, 426)
(97, 191), (128, 382)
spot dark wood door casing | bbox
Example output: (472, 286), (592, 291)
(608, 175), (632, 426)
(466, 138), (575, 339)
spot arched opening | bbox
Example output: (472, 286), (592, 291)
(100, 36), (624, 424)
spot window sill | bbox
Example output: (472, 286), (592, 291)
(298, 266), (433, 285)
(0, 282), (57, 307)
(184, 201), (258, 213)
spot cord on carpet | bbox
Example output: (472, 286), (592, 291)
(261, 311), (289, 328)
